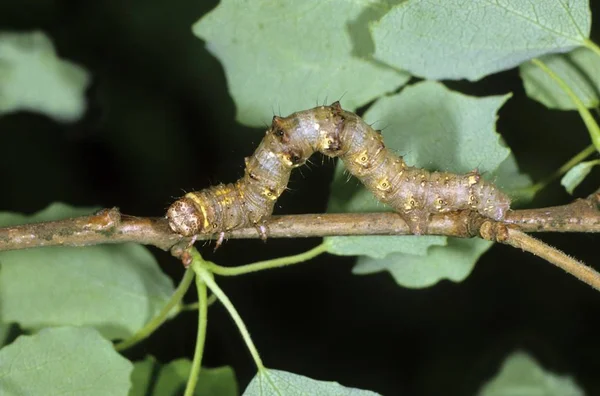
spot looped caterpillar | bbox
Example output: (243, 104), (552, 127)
(167, 102), (510, 242)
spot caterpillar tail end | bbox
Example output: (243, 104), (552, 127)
(167, 197), (205, 237)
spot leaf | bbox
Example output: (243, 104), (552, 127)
(130, 356), (238, 396)
(493, 152), (536, 205)
(243, 369), (381, 396)
(192, 0), (409, 127)
(354, 238), (493, 288)
(560, 159), (600, 194)
(371, 0), (592, 81)
(325, 81), (514, 287)
(0, 203), (175, 340)
(325, 235), (447, 259)
(520, 47), (600, 110)
(0, 326), (133, 396)
(477, 351), (584, 396)
(0, 323), (9, 348)
(0, 202), (99, 226)
(362, 82), (512, 175)
(0, 31), (90, 122)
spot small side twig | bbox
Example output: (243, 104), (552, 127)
(503, 228), (600, 292)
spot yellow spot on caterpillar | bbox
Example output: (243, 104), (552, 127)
(467, 175), (478, 186)
(263, 188), (278, 200)
(468, 194), (478, 208)
(185, 193), (210, 230)
(277, 153), (294, 167)
(434, 197), (445, 210)
(354, 150), (369, 166)
(376, 178), (391, 191)
(404, 197), (417, 210)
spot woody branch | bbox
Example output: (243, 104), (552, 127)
(0, 190), (598, 253)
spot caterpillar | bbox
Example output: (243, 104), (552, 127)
(167, 102), (510, 244)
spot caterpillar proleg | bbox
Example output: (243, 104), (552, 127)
(167, 102), (510, 241)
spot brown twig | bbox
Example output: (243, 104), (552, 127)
(0, 191), (599, 254)
(502, 228), (600, 291)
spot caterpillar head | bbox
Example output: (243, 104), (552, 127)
(167, 197), (205, 237)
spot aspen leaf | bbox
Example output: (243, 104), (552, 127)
(478, 351), (584, 396)
(521, 47), (600, 110)
(130, 356), (238, 396)
(0, 203), (175, 340)
(560, 159), (600, 194)
(372, 0), (591, 80)
(0, 31), (90, 122)
(0, 327), (132, 396)
(243, 369), (381, 396)
(193, 0), (409, 126)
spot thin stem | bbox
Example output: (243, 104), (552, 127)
(194, 263), (265, 370)
(531, 58), (600, 152)
(504, 228), (600, 291)
(204, 243), (328, 276)
(583, 39), (600, 58)
(114, 268), (195, 351)
(528, 144), (596, 195)
(180, 294), (217, 311)
(183, 267), (208, 396)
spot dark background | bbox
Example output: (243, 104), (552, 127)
(1, 1), (599, 395)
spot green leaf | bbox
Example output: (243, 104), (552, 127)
(560, 159), (600, 194)
(0, 323), (9, 348)
(243, 369), (381, 396)
(0, 31), (90, 122)
(362, 82), (512, 175)
(130, 356), (238, 396)
(0, 203), (175, 340)
(0, 326), (133, 396)
(478, 351), (584, 396)
(325, 235), (447, 259)
(192, 0), (409, 127)
(493, 152), (535, 205)
(0, 202), (99, 226)
(354, 238), (493, 288)
(372, 0), (591, 81)
(521, 47), (600, 110)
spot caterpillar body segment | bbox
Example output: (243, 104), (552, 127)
(167, 102), (510, 239)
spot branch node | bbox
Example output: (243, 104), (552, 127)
(479, 220), (509, 243)
(89, 207), (121, 231)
